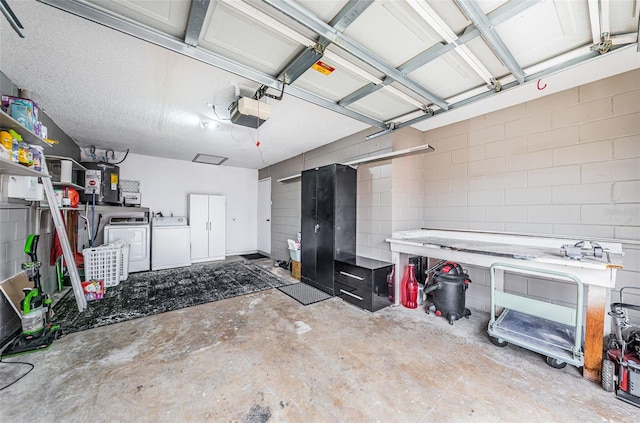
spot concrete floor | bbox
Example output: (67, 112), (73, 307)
(1, 259), (637, 422)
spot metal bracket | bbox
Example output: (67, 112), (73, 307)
(312, 42), (326, 56)
(561, 241), (607, 261)
(488, 78), (502, 92)
(254, 82), (285, 101)
(591, 33), (613, 54)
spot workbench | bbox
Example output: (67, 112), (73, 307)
(386, 229), (624, 382)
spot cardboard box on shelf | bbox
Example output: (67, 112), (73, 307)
(2, 95), (40, 131)
(291, 260), (301, 280)
(10, 103), (33, 130)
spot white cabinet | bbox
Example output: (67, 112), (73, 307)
(189, 194), (226, 262)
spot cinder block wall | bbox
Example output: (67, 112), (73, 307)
(391, 129), (429, 236)
(420, 69), (640, 313)
(357, 160), (393, 261)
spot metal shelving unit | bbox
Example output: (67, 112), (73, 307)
(0, 109), (51, 147)
(0, 157), (49, 178)
(45, 155), (87, 192)
(0, 110), (87, 311)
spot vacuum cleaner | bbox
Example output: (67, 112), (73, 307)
(424, 261), (472, 325)
(1, 235), (60, 358)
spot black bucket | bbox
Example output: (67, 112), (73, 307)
(425, 262), (471, 324)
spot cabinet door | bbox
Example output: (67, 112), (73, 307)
(301, 169), (317, 284)
(207, 195), (226, 260)
(335, 165), (357, 258)
(189, 194), (209, 261)
(314, 165), (336, 293)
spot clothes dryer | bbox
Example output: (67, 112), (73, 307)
(104, 219), (150, 273)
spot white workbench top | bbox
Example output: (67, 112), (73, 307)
(387, 229), (624, 271)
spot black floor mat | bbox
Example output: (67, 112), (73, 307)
(278, 283), (332, 306)
(241, 253), (268, 260)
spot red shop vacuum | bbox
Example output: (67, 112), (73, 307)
(424, 261), (471, 325)
(602, 287), (640, 408)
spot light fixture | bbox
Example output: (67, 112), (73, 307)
(343, 144), (435, 165)
(276, 173), (302, 183)
(193, 154), (228, 165)
(276, 144), (436, 182)
(201, 121), (220, 129)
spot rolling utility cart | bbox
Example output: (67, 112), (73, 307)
(487, 263), (584, 369)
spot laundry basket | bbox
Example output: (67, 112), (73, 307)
(82, 243), (122, 288)
(108, 240), (130, 281)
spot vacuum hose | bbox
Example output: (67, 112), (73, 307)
(423, 282), (443, 295)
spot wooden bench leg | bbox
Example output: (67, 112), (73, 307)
(583, 286), (607, 382)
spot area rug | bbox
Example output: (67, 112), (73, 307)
(52, 261), (289, 335)
(278, 283), (333, 306)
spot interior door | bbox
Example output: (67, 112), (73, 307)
(257, 178), (271, 255)
(189, 194), (209, 261)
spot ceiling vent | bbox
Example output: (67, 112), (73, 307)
(229, 97), (271, 128)
(193, 154), (228, 166)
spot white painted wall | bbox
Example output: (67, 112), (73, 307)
(119, 153), (259, 255)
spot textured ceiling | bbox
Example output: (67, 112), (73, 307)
(1, 0), (638, 169)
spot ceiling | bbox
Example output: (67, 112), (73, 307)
(1, 0), (638, 169)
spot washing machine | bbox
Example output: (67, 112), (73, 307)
(151, 216), (191, 271)
(104, 217), (150, 273)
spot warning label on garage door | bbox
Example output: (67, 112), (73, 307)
(312, 61), (335, 75)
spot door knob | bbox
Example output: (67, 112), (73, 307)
(266, 219), (270, 222)
(314, 224), (320, 233)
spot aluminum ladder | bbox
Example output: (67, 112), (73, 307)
(41, 159), (87, 311)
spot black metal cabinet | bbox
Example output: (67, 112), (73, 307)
(334, 256), (393, 312)
(301, 164), (356, 295)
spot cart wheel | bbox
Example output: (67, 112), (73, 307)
(545, 356), (567, 369)
(490, 336), (508, 347)
(601, 359), (615, 392)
